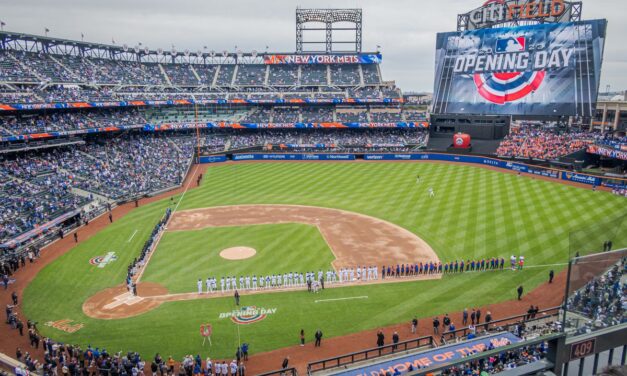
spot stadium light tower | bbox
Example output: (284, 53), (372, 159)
(296, 8), (362, 53)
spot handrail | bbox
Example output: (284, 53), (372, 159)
(256, 367), (298, 376)
(440, 306), (561, 341)
(307, 335), (433, 374)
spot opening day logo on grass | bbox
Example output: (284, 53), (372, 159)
(219, 306), (277, 325)
(89, 252), (118, 268)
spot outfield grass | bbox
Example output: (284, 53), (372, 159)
(142, 224), (335, 293)
(22, 162), (627, 359)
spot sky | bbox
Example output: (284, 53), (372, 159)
(1, 0), (626, 92)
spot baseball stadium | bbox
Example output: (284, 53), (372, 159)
(0, 2), (626, 376)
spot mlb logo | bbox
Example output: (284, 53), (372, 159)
(495, 36), (526, 53)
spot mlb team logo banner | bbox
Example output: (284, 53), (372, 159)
(264, 53), (382, 65)
(432, 20), (607, 117)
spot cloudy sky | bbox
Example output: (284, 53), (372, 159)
(1, 0), (625, 92)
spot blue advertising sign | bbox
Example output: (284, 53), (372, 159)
(330, 332), (521, 376)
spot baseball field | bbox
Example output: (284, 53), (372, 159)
(22, 161), (626, 359)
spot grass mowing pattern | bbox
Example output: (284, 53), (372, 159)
(142, 224), (335, 293)
(22, 162), (627, 359)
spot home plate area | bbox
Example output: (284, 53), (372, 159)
(102, 292), (144, 310)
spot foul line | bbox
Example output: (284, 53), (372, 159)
(127, 229), (138, 243)
(172, 163), (199, 215)
(315, 296), (368, 303)
(135, 164), (200, 284)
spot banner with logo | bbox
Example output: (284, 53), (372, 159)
(587, 144), (627, 161)
(432, 20), (607, 117)
(263, 54), (381, 65)
(331, 332), (521, 376)
(232, 153), (355, 161)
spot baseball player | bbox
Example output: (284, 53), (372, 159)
(206, 277), (212, 293)
(428, 187), (435, 197)
(229, 360), (237, 376)
(226, 277), (231, 291)
(416, 174), (421, 184)
(197, 279), (203, 294)
(231, 276), (237, 290)
(265, 275), (271, 289)
(221, 277), (225, 292)
(259, 275), (264, 289)
(252, 275), (258, 290)
(245, 276), (251, 290)
(205, 358), (213, 376)
(239, 276), (244, 289)
(373, 265), (378, 280)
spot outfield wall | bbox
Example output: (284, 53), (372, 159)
(199, 153), (627, 189)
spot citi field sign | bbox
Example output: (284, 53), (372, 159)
(463, 0), (575, 30)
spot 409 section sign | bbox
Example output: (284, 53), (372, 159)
(89, 252), (118, 268)
(219, 306), (277, 325)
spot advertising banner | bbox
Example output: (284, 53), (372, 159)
(263, 54), (382, 65)
(198, 155), (227, 164)
(330, 332), (521, 376)
(232, 154), (355, 161)
(587, 144), (627, 161)
(433, 20), (607, 117)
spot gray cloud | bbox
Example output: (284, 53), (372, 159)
(1, 0), (625, 92)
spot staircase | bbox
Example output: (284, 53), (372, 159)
(231, 65), (238, 86)
(358, 65), (365, 86)
(212, 66), (220, 87)
(7, 53), (46, 82)
(190, 65), (202, 84)
(263, 65), (270, 86)
(159, 64), (173, 86)
(48, 55), (82, 82)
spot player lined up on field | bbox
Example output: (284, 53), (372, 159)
(195, 256), (525, 293)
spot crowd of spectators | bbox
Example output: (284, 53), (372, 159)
(0, 134), (193, 242)
(207, 128), (428, 151)
(330, 64), (360, 85)
(566, 258), (625, 333)
(57, 136), (193, 200)
(496, 124), (597, 160)
(300, 65), (328, 85)
(0, 159), (87, 242)
(436, 343), (548, 375)
(0, 109), (146, 136)
(362, 64), (381, 84)
(268, 65), (298, 86)
(301, 107), (334, 122)
(336, 110), (368, 123)
(235, 65), (266, 86)
(162, 64), (200, 86)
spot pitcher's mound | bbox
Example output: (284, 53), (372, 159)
(220, 247), (257, 260)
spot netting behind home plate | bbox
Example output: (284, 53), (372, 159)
(563, 212), (626, 334)
(563, 247), (626, 335)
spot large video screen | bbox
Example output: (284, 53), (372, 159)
(432, 20), (607, 117)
